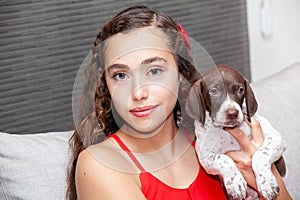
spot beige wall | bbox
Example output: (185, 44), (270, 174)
(247, 0), (300, 81)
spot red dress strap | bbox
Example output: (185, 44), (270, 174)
(182, 129), (196, 146)
(108, 134), (146, 172)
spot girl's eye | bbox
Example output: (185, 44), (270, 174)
(147, 67), (162, 76)
(113, 72), (129, 81)
(209, 88), (218, 96)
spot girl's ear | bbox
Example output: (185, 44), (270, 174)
(185, 79), (210, 125)
(244, 80), (258, 120)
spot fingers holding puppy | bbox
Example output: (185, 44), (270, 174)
(245, 117), (264, 149)
(225, 116), (264, 155)
(224, 117), (264, 191)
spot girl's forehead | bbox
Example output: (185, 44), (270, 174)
(104, 27), (171, 67)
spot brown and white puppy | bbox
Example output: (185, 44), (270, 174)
(185, 64), (286, 200)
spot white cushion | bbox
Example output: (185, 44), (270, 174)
(0, 131), (73, 200)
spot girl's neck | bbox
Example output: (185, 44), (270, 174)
(116, 116), (179, 153)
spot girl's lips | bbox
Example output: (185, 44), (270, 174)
(129, 105), (157, 118)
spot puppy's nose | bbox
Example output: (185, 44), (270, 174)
(226, 108), (239, 119)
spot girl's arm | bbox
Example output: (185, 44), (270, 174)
(75, 149), (147, 200)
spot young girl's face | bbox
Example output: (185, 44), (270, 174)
(104, 28), (180, 137)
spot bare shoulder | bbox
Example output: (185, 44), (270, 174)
(75, 141), (146, 200)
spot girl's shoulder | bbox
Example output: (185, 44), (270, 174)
(76, 143), (146, 199)
(82, 138), (141, 173)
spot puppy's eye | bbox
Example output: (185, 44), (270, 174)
(209, 88), (218, 96)
(237, 86), (245, 94)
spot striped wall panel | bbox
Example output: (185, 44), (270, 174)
(0, 0), (250, 134)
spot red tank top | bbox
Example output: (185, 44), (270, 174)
(109, 134), (227, 200)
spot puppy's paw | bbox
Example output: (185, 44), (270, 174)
(224, 171), (247, 200)
(256, 171), (279, 200)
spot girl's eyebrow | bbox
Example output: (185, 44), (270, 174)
(107, 64), (129, 73)
(141, 56), (167, 65)
(107, 56), (167, 72)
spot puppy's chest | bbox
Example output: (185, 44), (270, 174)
(194, 119), (252, 155)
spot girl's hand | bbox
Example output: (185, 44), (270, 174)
(225, 117), (264, 191)
(225, 117), (292, 200)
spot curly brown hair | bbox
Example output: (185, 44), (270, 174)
(66, 5), (200, 200)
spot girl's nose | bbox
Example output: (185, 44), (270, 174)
(131, 76), (149, 101)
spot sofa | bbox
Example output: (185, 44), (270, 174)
(251, 61), (300, 198)
(0, 61), (299, 199)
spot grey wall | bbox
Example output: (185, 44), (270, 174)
(0, 0), (250, 134)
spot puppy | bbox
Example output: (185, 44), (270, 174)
(185, 64), (286, 200)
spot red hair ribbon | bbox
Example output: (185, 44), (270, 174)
(178, 23), (191, 54)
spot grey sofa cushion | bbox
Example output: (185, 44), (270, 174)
(252, 61), (300, 198)
(0, 131), (72, 200)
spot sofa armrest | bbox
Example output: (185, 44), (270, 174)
(251, 61), (300, 198)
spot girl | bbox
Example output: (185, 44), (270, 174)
(67, 5), (291, 200)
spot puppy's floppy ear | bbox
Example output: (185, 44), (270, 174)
(244, 80), (258, 120)
(185, 79), (210, 125)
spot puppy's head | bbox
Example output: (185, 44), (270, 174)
(185, 64), (258, 127)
